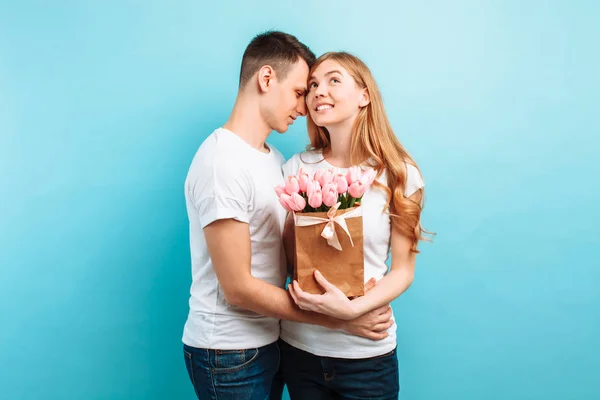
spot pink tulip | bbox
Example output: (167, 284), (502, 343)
(346, 166), (362, 185)
(279, 195), (293, 212)
(298, 168), (310, 192)
(307, 184), (323, 209)
(333, 174), (348, 194)
(274, 185), (286, 197)
(360, 168), (377, 188)
(314, 169), (325, 184)
(285, 176), (300, 195)
(306, 179), (320, 198)
(348, 180), (365, 199)
(291, 192), (306, 211)
(280, 193), (306, 212)
(315, 168), (335, 187)
(322, 182), (339, 207)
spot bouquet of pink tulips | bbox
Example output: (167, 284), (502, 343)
(275, 166), (377, 213)
(275, 166), (377, 297)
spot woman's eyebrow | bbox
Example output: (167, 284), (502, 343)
(309, 70), (343, 81)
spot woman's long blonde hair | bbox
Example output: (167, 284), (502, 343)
(307, 52), (430, 252)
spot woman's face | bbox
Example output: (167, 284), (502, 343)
(306, 59), (368, 129)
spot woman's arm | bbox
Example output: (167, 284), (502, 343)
(289, 189), (422, 320)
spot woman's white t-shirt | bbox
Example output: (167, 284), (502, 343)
(281, 150), (424, 358)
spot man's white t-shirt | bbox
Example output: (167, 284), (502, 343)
(281, 150), (424, 358)
(182, 127), (287, 350)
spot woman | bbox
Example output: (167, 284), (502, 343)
(280, 52), (429, 399)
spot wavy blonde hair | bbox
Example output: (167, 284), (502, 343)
(307, 52), (431, 252)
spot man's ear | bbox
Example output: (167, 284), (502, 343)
(257, 65), (275, 93)
(359, 88), (370, 108)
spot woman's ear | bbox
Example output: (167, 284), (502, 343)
(359, 88), (370, 107)
(257, 65), (274, 93)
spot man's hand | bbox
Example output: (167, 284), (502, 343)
(339, 277), (392, 340)
(340, 304), (393, 340)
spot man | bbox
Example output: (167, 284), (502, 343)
(182, 31), (392, 400)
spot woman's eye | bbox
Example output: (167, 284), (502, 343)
(309, 82), (318, 89)
(331, 78), (340, 84)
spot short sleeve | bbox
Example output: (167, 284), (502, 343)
(189, 162), (252, 228)
(404, 163), (425, 197)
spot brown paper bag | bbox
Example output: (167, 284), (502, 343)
(293, 206), (364, 297)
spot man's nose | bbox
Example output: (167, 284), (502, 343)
(297, 98), (307, 117)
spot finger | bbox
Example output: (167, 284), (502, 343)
(364, 277), (376, 292)
(292, 280), (306, 298)
(292, 280), (322, 308)
(372, 319), (394, 332)
(363, 331), (388, 341)
(371, 323), (388, 332)
(289, 288), (312, 311)
(291, 281), (310, 308)
(313, 270), (337, 293)
(383, 319), (394, 330)
(288, 284), (300, 305)
(376, 309), (393, 324)
(379, 305), (392, 315)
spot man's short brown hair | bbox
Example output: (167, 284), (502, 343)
(239, 31), (316, 88)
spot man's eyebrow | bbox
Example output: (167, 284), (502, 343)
(309, 70), (343, 81)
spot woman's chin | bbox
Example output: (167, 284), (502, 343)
(311, 114), (337, 128)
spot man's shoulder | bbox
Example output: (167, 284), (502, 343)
(188, 130), (247, 180)
(198, 128), (236, 153)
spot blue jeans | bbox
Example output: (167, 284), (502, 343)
(183, 341), (283, 400)
(279, 339), (399, 400)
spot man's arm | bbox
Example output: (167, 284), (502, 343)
(204, 218), (391, 340)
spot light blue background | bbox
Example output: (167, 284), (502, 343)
(1, 1), (599, 399)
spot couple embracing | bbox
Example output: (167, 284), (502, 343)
(182, 30), (428, 400)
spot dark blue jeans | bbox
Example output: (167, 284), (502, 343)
(279, 339), (399, 400)
(183, 341), (283, 400)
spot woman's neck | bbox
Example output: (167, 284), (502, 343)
(323, 120), (354, 168)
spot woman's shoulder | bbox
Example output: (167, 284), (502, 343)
(374, 161), (424, 195)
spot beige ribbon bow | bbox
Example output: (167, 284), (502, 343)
(294, 202), (362, 251)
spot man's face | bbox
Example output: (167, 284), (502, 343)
(262, 59), (309, 133)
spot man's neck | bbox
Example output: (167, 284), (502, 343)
(223, 94), (272, 152)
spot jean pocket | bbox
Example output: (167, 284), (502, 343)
(183, 348), (202, 399)
(212, 348), (259, 373)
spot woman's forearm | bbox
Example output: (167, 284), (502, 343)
(350, 267), (414, 318)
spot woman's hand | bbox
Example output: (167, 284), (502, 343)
(288, 270), (374, 320)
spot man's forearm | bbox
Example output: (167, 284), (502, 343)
(228, 276), (340, 329)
